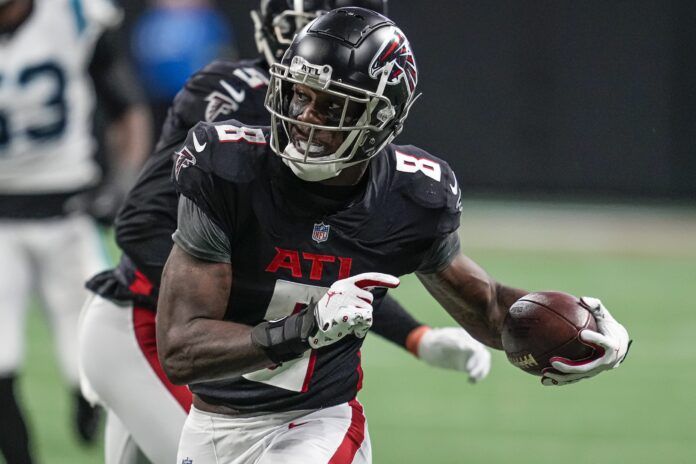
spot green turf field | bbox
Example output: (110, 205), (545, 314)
(17, 209), (696, 464)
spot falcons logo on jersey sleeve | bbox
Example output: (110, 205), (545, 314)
(174, 147), (196, 181)
(369, 27), (418, 96)
(205, 91), (237, 122)
(204, 80), (246, 122)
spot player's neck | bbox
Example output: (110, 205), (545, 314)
(301, 171), (368, 203)
(0, 0), (33, 34)
(318, 162), (369, 187)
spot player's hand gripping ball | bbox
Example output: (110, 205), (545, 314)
(501, 292), (597, 376)
(501, 292), (631, 386)
(310, 273), (400, 349)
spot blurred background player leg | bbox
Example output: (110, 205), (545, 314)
(0, 221), (34, 464)
(103, 411), (145, 464)
(0, 376), (33, 464)
(34, 215), (110, 442)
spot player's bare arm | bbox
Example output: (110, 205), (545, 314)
(158, 229), (398, 386)
(157, 245), (271, 385)
(417, 253), (528, 349)
(419, 252), (631, 385)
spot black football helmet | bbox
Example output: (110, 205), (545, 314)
(265, 7), (419, 181)
(251, 0), (387, 65)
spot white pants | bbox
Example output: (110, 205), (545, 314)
(0, 214), (107, 383)
(178, 401), (371, 464)
(78, 294), (190, 464)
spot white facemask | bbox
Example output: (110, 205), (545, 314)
(281, 143), (345, 182)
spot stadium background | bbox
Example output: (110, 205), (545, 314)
(16, 1), (696, 463)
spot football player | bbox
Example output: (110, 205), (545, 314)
(158, 7), (631, 463)
(0, 0), (150, 461)
(78, 1), (489, 464)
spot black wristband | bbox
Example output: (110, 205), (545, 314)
(370, 294), (422, 348)
(250, 306), (318, 364)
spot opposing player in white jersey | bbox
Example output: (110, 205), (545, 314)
(0, 0), (151, 461)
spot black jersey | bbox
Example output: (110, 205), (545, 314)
(87, 58), (270, 305)
(172, 120), (461, 412)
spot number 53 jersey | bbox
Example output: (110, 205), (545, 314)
(173, 120), (462, 413)
(0, 0), (121, 194)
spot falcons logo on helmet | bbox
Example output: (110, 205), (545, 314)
(369, 27), (418, 96)
(174, 147), (196, 180)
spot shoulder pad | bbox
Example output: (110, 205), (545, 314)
(175, 59), (271, 126)
(173, 120), (272, 196)
(387, 144), (462, 234)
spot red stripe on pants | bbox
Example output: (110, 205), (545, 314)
(328, 399), (366, 464)
(132, 306), (192, 412)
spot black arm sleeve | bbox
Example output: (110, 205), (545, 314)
(371, 295), (423, 350)
(114, 139), (181, 285)
(89, 29), (146, 118)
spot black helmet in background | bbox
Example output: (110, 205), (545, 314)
(251, 0), (388, 65)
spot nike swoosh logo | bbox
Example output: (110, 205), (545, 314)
(219, 79), (245, 102)
(288, 421), (309, 429)
(192, 132), (207, 153)
(449, 176), (458, 195)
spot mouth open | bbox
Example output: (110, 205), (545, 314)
(294, 138), (327, 156)
(291, 127), (329, 157)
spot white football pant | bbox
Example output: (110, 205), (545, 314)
(78, 294), (190, 464)
(0, 214), (107, 384)
(178, 401), (371, 464)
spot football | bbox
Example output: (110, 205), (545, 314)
(501, 291), (598, 375)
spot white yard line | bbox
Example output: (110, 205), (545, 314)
(458, 200), (696, 257)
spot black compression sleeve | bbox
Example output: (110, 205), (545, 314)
(371, 294), (424, 349)
(114, 139), (182, 285)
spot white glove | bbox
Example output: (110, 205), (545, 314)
(541, 297), (631, 386)
(309, 273), (400, 349)
(417, 327), (491, 383)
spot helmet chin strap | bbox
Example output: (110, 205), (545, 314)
(282, 143), (346, 182)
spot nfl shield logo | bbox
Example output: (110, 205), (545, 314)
(182, 459), (193, 464)
(312, 222), (330, 243)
